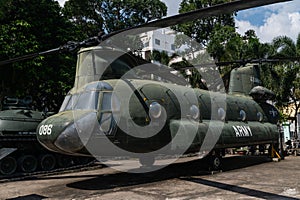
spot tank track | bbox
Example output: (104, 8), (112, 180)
(0, 136), (96, 177)
(0, 159), (101, 183)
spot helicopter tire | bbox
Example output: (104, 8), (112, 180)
(0, 156), (17, 175)
(139, 155), (155, 167)
(209, 155), (222, 171)
(39, 154), (56, 171)
(18, 155), (38, 173)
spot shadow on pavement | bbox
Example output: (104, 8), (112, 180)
(66, 155), (271, 190)
(180, 177), (298, 200)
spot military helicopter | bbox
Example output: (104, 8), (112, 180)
(1, 0), (289, 171)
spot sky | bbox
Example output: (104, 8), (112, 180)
(56, 0), (300, 43)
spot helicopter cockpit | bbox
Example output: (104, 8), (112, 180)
(43, 81), (120, 154)
(59, 81), (115, 112)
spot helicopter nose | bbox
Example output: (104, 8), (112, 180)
(54, 123), (84, 153)
(37, 111), (94, 154)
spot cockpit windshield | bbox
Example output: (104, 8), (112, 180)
(59, 82), (113, 112)
(59, 91), (99, 112)
(76, 91), (99, 110)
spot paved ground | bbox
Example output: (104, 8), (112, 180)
(1, 155), (300, 200)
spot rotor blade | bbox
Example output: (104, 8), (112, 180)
(0, 41), (81, 66)
(102, 0), (291, 40)
(171, 57), (300, 71)
(0, 0), (291, 66)
(0, 48), (61, 66)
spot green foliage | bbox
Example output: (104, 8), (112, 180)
(160, 51), (171, 66)
(99, 0), (167, 33)
(261, 34), (300, 116)
(0, 0), (76, 111)
(150, 50), (170, 65)
(63, 0), (167, 37)
(0, 20), (38, 59)
(63, 0), (104, 38)
(207, 25), (240, 61)
(207, 27), (271, 62)
(150, 50), (162, 62)
(173, 0), (235, 47)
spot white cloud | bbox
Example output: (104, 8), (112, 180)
(161, 0), (181, 16)
(236, 7), (300, 43)
(56, 0), (66, 7)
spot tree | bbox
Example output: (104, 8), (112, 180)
(207, 27), (272, 62)
(0, 0), (77, 111)
(63, 0), (104, 39)
(261, 34), (300, 127)
(173, 0), (235, 47)
(63, 0), (167, 38)
(0, 20), (39, 98)
(150, 50), (172, 66)
(242, 30), (272, 59)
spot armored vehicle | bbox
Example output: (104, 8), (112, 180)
(0, 97), (91, 175)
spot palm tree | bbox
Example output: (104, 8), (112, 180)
(271, 35), (299, 58)
(267, 34), (300, 138)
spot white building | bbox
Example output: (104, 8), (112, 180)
(139, 28), (176, 60)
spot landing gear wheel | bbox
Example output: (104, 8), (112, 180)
(0, 156), (17, 175)
(139, 156), (155, 167)
(209, 155), (222, 171)
(18, 155), (38, 173)
(40, 154), (56, 171)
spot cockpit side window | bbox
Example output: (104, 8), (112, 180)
(59, 95), (71, 112)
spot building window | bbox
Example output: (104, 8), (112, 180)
(155, 39), (160, 46)
(171, 44), (176, 51)
(144, 42), (149, 47)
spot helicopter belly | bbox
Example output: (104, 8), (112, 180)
(169, 119), (279, 152)
(214, 121), (279, 149)
(37, 112), (279, 158)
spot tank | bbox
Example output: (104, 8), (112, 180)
(0, 96), (92, 175)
